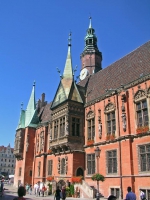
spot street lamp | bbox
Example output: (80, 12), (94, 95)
(95, 147), (101, 200)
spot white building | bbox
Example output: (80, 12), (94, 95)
(0, 144), (16, 176)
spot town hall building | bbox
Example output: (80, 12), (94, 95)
(14, 18), (150, 199)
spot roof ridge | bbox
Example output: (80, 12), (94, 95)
(95, 41), (150, 75)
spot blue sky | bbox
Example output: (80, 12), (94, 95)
(0, 0), (150, 147)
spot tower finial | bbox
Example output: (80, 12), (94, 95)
(89, 16), (92, 28)
(21, 102), (23, 110)
(33, 80), (36, 86)
(68, 32), (72, 46)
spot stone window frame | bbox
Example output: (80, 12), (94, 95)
(139, 188), (150, 200)
(106, 149), (118, 175)
(104, 103), (116, 136)
(109, 187), (120, 199)
(137, 143), (150, 173)
(86, 110), (95, 141)
(71, 117), (80, 136)
(60, 117), (65, 137)
(60, 158), (66, 175)
(38, 161), (41, 177)
(134, 89), (149, 128)
(86, 153), (95, 175)
(47, 160), (53, 176)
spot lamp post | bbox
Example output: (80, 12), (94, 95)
(95, 146), (101, 200)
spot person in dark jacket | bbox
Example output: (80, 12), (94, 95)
(55, 186), (61, 200)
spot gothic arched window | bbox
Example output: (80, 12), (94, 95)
(61, 158), (65, 175)
(105, 103), (116, 135)
(134, 90), (149, 127)
(86, 110), (95, 140)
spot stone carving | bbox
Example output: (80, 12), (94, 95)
(86, 110), (94, 119)
(105, 103), (115, 113)
(134, 90), (145, 101)
(98, 109), (102, 138)
(65, 156), (68, 174)
(121, 113), (126, 132)
(40, 131), (44, 151)
(98, 123), (102, 138)
(58, 157), (60, 174)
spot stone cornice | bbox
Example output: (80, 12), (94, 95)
(84, 132), (150, 148)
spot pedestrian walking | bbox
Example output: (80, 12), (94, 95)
(42, 183), (46, 197)
(139, 189), (146, 200)
(0, 179), (4, 197)
(125, 186), (136, 200)
(62, 185), (66, 200)
(29, 184), (32, 195)
(55, 186), (61, 200)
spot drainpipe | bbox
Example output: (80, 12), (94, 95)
(116, 92), (123, 199)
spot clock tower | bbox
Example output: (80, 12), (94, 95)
(80, 17), (102, 78)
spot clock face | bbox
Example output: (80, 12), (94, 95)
(80, 68), (89, 80)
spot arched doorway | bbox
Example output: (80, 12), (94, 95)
(57, 180), (66, 189)
(76, 167), (84, 177)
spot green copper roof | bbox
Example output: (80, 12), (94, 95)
(25, 82), (39, 127)
(63, 34), (73, 79)
(51, 34), (83, 108)
(16, 109), (25, 130)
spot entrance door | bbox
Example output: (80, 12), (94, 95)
(76, 167), (84, 177)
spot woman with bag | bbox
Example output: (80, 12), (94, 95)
(55, 186), (61, 200)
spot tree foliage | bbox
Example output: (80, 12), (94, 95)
(91, 173), (105, 182)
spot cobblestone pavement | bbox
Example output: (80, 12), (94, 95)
(1, 185), (95, 200)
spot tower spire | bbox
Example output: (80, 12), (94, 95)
(25, 81), (39, 127)
(63, 32), (73, 79)
(80, 17), (102, 76)
(89, 16), (92, 28)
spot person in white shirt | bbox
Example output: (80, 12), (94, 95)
(139, 189), (146, 200)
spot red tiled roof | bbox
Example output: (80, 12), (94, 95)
(78, 41), (150, 103)
(0, 146), (14, 152)
(40, 102), (52, 123)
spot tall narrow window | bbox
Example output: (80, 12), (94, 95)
(87, 118), (95, 140)
(72, 117), (80, 136)
(61, 158), (65, 174)
(19, 167), (22, 176)
(60, 117), (65, 137)
(87, 154), (95, 175)
(48, 160), (53, 175)
(136, 100), (149, 127)
(107, 112), (116, 134)
(107, 150), (117, 174)
(29, 170), (32, 177)
(54, 120), (59, 139)
(139, 144), (150, 172)
(38, 161), (41, 177)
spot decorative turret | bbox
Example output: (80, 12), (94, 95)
(16, 102), (25, 130)
(25, 81), (39, 127)
(51, 33), (83, 109)
(80, 17), (102, 79)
